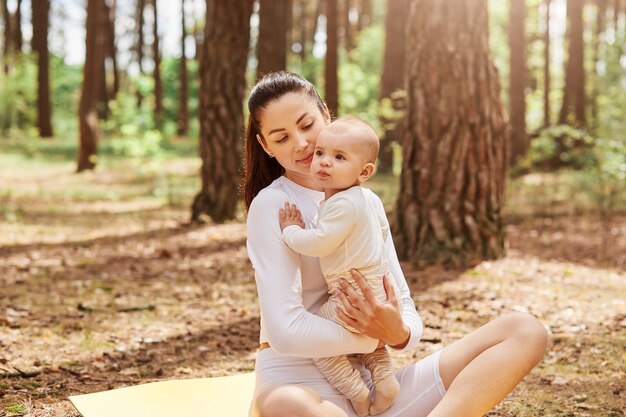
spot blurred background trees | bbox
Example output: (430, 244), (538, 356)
(0, 0), (624, 265)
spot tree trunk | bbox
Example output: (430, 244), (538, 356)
(193, 0), (204, 62)
(558, 0), (586, 126)
(2, 0), (11, 73)
(78, 0), (107, 172)
(32, 0), (53, 138)
(136, 0), (145, 106)
(257, 0), (290, 78)
(377, 0), (408, 174)
(98, 36), (110, 120)
(310, 0), (323, 57)
(177, 0), (189, 136)
(543, 0), (551, 128)
(191, 0), (254, 223)
(395, 0), (508, 266)
(152, 0), (163, 123)
(357, 0), (372, 31)
(106, 0), (120, 99)
(325, 0), (339, 116)
(591, 0), (607, 129)
(342, 0), (354, 51)
(508, 0), (527, 164)
(13, 0), (21, 53)
(296, 0), (309, 62)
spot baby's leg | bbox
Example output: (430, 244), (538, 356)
(314, 355), (371, 417)
(358, 348), (399, 415)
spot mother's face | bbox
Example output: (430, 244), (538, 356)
(257, 92), (330, 183)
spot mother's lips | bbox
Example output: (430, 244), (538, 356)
(298, 153), (314, 164)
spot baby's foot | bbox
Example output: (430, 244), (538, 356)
(370, 375), (399, 415)
(350, 386), (371, 417)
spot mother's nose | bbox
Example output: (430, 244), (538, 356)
(294, 133), (310, 151)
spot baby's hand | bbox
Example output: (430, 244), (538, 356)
(279, 202), (305, 231)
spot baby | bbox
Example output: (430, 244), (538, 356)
(279, 116), (400, 416)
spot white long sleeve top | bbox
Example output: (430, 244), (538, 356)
(282, 185), (390, 279)
(246, 176), (423, 358)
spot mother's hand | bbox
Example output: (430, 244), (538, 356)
(336, 270), (410, 349)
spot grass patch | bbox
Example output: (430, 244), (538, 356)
(6, 402), (28, 414)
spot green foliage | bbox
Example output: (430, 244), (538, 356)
(105, 130), (167, 159)
(516, 125), (626, 213)
(161, 57), (200, 137)
(339, 24), (384, 130)
(102, 90), (153, 134)
(0, 55), (37, 136)
(592, 28), (626, 139)
(378, 89), (406, 132)
(519, 125), (593, 170)
(50, 55), (82, 137)
(6, 402), (28, 414)
(578, 138), (626, 213)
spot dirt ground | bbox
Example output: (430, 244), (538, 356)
(0, 162), (624, 416)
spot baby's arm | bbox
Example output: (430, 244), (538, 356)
(281, 197), (355, 258)
(279, 203), (305, 231)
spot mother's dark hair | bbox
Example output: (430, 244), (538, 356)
(242, 71), (327, 209)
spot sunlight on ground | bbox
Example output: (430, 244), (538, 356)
(0, 155), (201, 246)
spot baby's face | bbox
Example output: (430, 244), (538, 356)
(310, 130), (369, 192)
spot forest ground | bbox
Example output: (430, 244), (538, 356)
(0, 154), (624, 417)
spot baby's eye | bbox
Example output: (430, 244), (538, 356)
(335, 154), (345, 160)
(315, 150), (323, 156)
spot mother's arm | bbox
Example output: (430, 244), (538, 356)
(247, 189), (378, 358)
(336, 190), (424, 350)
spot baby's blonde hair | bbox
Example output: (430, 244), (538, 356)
(323, 116), (380, 163)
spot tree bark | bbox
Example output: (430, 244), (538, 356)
(135, 0), (145, 106)
(257, 0), (290, 78)
(377, 0), (408, 174)
(558, 0), (586, 126)
(32, 0), (53, 138)
(543, 0), (551, 128)
(310, 0), (323, 57)
(105, 0), (119, 99)
(13, 0), (21, 53)
(2, 0), (11, 73)
(78, 0), (107, 172)
(342, 0), (354, 51)
(395, 0), (508, 265)
(296, 0), (309, 62)
(357, 0), (372, 31)
(508, 0), (527, 164)
(177, 0), (189, 136)
(325, 0), (339, 116)
(591, 0), (607, 129)
(98, 16), (110, 121)
(151, 0), (163, 123)
(191, 0), (254, 223)
(193, 0), (205, 61)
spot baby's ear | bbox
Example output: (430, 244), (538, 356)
(359, 163), (375, 183)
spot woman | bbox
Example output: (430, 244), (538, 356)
(244, 72), (547, 417)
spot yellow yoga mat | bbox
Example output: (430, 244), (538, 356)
(69, 372), (255, 417)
